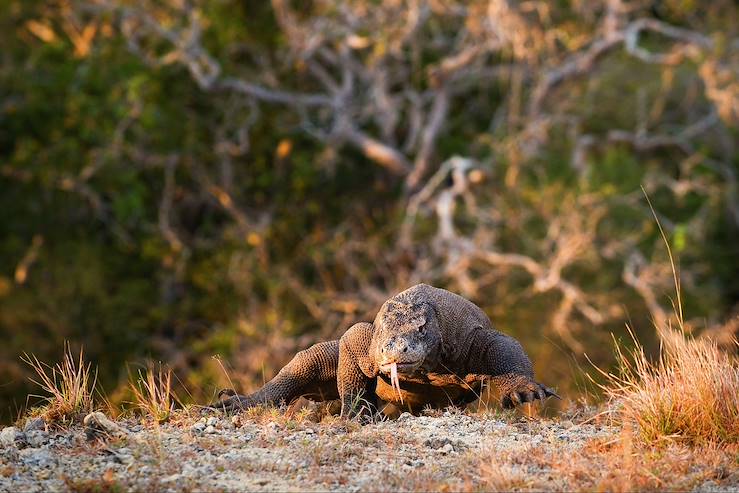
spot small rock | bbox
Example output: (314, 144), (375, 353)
(204, 425), (217, 434)
(231, 415), (243, 428)
(441, 443), (454, 454)
(0, 427), (18, 446)
(0, 427), (26, 448)
(84, 412), (128, 441)
(206, 417), (218, 427)
(111, 450), (134, 465)
(425, 437), (452, 449)
(266, 421), (280, 431)
(191, 422), (207, 434)
(25, 430), (49, 448)
(397, 412), (413, 422)
(162, 473), (182, 483)
(23, 418), (46, 432)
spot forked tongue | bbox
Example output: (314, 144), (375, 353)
(390, 362), (404, 403)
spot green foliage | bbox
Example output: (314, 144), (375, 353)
(588, 147), (644, 194)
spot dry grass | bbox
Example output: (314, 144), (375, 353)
(599, 327), (739, 446)
(22, 343), (97, 425)
(479, 460), (530, 492)
(560, 429), (736, 491)
(63, 475), (125, 493)
(129, 364), (177, 424)
(479, 426), (737, 492)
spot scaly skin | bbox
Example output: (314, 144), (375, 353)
(212, 284), (558, 417)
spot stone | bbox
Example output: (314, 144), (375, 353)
(83, 412), (128, 440)
(162, 473), (183, 483)
(0, 427), (25, 448)
(25, 430), (49, 448)
(115, 453), (134, 465)
(105, 447), (134, 465)
(23, 418), (46, 432)
(206, 417), (218, 427)
(204, 425), (217, 434)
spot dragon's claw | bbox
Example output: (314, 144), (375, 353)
(502, 379), (560, 409)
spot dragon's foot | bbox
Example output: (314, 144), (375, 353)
(202, 388), (255, 413)
(499, 376), (560, 409)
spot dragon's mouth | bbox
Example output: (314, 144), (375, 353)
(379, 361), (421, 374)
(378, 360), (422, 404)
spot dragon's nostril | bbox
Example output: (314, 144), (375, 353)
(402, 346), (408, 352)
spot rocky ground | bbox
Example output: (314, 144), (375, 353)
(0, 405), (736, 492)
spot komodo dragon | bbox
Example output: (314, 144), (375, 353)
(211, 283), (558, 417)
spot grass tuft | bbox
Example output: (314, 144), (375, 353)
(129, 364), (177, 424)
(600, 327), (739, 446)
(22, 343), (97, 425)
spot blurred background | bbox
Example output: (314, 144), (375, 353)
(1, 0), (737, 422)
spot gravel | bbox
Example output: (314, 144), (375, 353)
(0, 410), (733, 492)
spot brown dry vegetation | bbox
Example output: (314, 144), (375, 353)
(128, 364), (178, 424)
(602, 327), (739, 446)
(20, 345), (97, 427)
(479, 426), (738, 492)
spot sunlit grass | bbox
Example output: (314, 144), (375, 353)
(129, 364), (177, 424)
(22, 343), (97, 425)
(598, 326), (739, 446)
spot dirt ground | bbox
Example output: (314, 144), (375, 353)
(1, 406), (736, 492)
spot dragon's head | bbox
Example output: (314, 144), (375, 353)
(372, 299), (442, 377)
